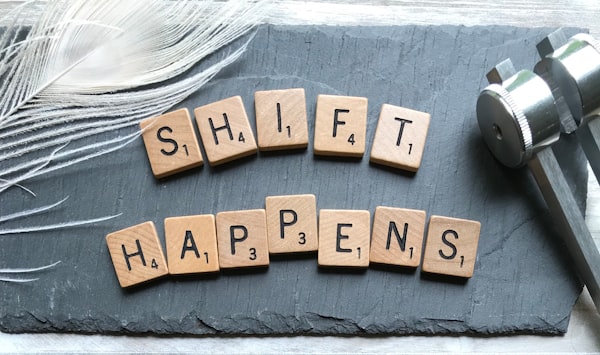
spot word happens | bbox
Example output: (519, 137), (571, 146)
(106, 194), (481, 288)
(139, 89), (431, 178)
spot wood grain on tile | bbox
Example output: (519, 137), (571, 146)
(317, 209), (370, 267)
(265, 194), (318, 254)
(139, 108), (203, 179)
(216, 209), (269, 269)
(370, 206), (426, 268)
(370, 104), (431, 172)
(314, 95), (368, 157)
(106, 221), (169, 288)
(164, 215), (219, 275)
(422, 215), (481, 278)
(255, 88), (309, 151)
(194, 96), (257, 166)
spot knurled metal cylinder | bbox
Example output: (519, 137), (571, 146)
(476, 70), (561, 168)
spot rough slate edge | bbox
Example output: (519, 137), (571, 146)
(0, 25), (588, 336)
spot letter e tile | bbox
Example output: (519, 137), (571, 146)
(318, 209), (370, 268)
(164, 215), (219, 275)
(216, 209), (269, 269)
(422, 215), (481, 278)
(255, 88), (309, 151)
(314, 95), (368, 157)
(370, 206), (426, 268)
(139, 108), (203, 179)
(265, 194), (318, 254)
(106, 221), (169, 288)
(370, 104), (431, 172)
(194, 96), (257, 166)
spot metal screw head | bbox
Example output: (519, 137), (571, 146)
(477, 61), (561, 168)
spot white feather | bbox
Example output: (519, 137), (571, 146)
(0, 0), (270, 280)
(0, 0), (270, 189)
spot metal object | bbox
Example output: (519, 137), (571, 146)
(535, 29), (600, 182)
(476, 59), (600, 312)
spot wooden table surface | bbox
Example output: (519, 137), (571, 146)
(1, 1), (599, 353)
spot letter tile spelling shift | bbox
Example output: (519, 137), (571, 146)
(314, 95), (368, 157)
(370, 206), (426, 268)
(318, 209), (371, 268)
(370, 104), (431, 172)
(216, 209), (269, 269)
(255, 88), (309, 151)
(139, 108), (203, 179)
(164, 215), (219, 275)
(422, 215), (481, 278)
(265, 194), (318, 254)
(194, 96), (258, 166)
(106, 221), (169, 288)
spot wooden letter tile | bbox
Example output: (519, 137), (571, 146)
(265, 194), (318, 254)
(216, 209), (269, 269)
(194, 96), (257, 166)
(314, 95), (368, 157)
(317, 209), (370, 268)
(370, 104), (431, 172)
(370, 207), (426, 268)
(139, 108), (203, 179)
(255, 88), (309, 151)
(164, 214), (219, 275)
(422, 215), (481, 278)
(106, 221), (169, 288)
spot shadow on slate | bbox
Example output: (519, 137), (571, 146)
(0, 25), (589, 335)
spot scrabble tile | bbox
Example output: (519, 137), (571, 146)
(265, 194), (318, 254)
(216, 209), (269, 269)
(370, 104), (431, 172)
(255, 88), (309, 151)
(139, 108), (203, 179)
(106, 221), (169, 288)
(164, 214), (219, 275)
(194, 96), (257, 166)
(422, 215), (481, 278)
(317, 209), (370, 268)
(369, 207), (426, 268)
(314, 95), (368, 157)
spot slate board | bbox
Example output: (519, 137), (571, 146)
(0, 25), (589, 335)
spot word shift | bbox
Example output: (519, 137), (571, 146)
(139, 88), (431, 177)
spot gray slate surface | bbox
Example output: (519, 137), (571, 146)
(0, 25), (589, 335)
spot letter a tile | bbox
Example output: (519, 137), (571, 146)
(106, 221), (169, 288)
(370, 207), (426, 268)
(139, 108), (203, 179)
(422, 215), (481, 278)
(164, 215), (219, 275)
(255, 88), (309, 151)
(370, 104), (431, 172)
(318, 209), (370, 268)
(216, 209), (269, 269)
(265, 194), (318, 254)
(194, 96), (258, 166)
(314, 95), (368, 157)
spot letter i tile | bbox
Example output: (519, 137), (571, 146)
(106, 221), (169, 288)
(422, 215), (481, 278)
(255, 88), (309, 151)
